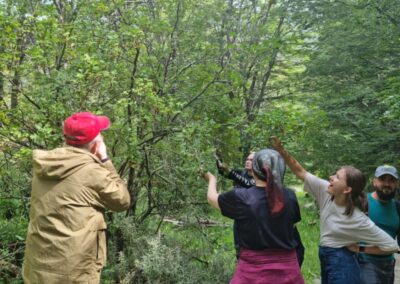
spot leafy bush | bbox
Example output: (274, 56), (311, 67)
(136, 237), (184, 283)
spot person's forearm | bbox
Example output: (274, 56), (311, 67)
(228, 170), (254, 188)
(359, 245), (398, 255)
(275, 147), (307, 181)
(207, 177), (220, 209)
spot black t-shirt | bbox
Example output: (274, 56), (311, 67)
(218, 186), (301, 250)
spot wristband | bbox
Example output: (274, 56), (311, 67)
(359, 246), (365, 253)
(101, 157), (110, 163)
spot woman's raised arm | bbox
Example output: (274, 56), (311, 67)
(270, 136), (308, 181)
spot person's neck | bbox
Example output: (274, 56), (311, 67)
(255, 180), (266, 187)
(333, 195), (347, 206)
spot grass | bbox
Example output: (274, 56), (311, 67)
(296, 189), (321, 283)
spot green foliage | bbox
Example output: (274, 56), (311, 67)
(296, 191), (320, 282)
(1, 0), (400, 283)
(0, 210), (27, 281)
(101, 213), (234, 283)
(292, 0), (400, 173)
(135, 238), (185, 283)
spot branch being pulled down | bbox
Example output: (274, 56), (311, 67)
(162, 216), (230, 227)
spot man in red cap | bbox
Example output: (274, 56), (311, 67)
(23, 112), (131, 284)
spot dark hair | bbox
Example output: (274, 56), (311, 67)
(340, 166), (367, 216)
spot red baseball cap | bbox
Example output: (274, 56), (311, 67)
(63, 112), (110, 145)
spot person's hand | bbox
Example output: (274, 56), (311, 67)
(95, 139), (108, 160)
(214, 149), (223, 163)
(197, 165), (206, 177)
(269, 136), (283, 151)
(215, 158), (230, 175)
(214, 151), (229, 175)
(219, 162), (230, 175)
(346, 244), (359, 253)
(203, 171), (216, 182)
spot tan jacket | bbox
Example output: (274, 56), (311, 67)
(23, 146), (130, 283)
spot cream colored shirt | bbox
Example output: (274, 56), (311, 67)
(304, 173), (397, 251)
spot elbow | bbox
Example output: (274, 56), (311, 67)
(379, 241), (399, 253)
(380, 248), (398, 254)
(111, 201), (130, 212)
(122, 194), (132, 210)
(207, 194), (214, 205)
(120, 199), (131, 211)
(207, 193), (219, 209)
(111, 194), (131, 212)
(297, 170), (307, 181)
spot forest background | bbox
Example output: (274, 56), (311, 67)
(1, 0), (399, 283)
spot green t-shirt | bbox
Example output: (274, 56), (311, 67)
(360, 193), (399, 261)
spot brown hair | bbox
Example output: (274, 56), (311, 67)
(340, 166), (367, 216)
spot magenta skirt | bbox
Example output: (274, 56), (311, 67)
(230, 248), (304, 284)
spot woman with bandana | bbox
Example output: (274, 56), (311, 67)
(215, 150), (304, 266)
(204, 148), (304, 284)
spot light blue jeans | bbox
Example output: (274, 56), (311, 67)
(319, 246), (361, 284)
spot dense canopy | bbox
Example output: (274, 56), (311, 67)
(1, 0), (399, 282)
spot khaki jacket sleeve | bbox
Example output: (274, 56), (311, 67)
(91, 160), (131, 211)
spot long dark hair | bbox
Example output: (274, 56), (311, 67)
(341, 166), (367, 216)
